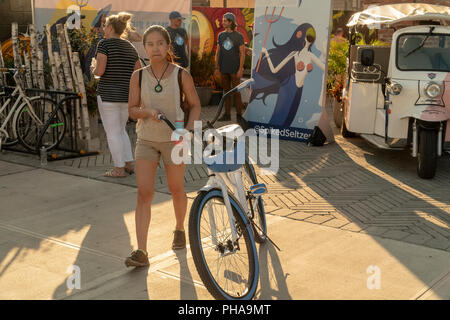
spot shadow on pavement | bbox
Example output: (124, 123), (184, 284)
(257, 242), (292, 300)
(266, 126), (450, 298)
(174, 248), (199, 300)
(51, 210), (150, 300)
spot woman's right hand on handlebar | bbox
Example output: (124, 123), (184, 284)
(146, 108), (163, 121)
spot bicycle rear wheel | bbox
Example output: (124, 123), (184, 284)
(189, 189), (258, 300)
(14, 97), (62, 152)
(36, 102), (66, 152)
(242, 159), (267, 243)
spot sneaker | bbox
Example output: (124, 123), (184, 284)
(218, 114), (231, 122)
(124, 249), (149, 268)
(172, 230), (186, 250)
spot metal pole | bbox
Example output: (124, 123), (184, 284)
(188, 0), (192, 72)
(31, 0), (35, 26)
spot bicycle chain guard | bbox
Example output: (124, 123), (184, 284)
(246, 183), (281, 252)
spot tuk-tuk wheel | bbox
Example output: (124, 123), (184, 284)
(333, 100), (343, 129)
(417, 129), (437, 179)
(341, 117), (356, 138)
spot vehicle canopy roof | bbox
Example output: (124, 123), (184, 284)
(347, 3), (450, 27)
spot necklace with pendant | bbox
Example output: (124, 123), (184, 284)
(150, 63), (170, 93)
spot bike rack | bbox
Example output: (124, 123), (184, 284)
(1, 86), (99, 161)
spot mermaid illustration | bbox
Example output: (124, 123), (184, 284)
(250, 23), (325, 127)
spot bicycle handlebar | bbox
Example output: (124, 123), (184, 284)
(208, 78), (254, 128)
(157, 78), (254, 133)
(157, 114), (177, 131)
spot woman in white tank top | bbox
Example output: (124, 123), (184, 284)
(125, 25), (201, 267)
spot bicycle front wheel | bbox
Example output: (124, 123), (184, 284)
(189, 189), (259, 300)
(14, 97), (62, 152)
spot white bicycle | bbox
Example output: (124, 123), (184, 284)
(0, 68), (65, 152)
(159, 78), (278, 300)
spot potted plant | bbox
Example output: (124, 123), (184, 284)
(68, 25), (101, 137)
(190, 51), (216, 106)
(327, 38), (349, 128)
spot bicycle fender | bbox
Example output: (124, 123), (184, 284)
(199, 184), (216, 193)
(199, 187), (250, 223)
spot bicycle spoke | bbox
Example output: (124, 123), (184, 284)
(197, 195), (253, 298)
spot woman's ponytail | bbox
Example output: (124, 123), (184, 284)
(105, 12), (134, 38)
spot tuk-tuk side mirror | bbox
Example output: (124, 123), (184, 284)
(361, 49), (375, 66)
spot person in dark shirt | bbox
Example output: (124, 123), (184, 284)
(165, 11), (189, 68)
(215, 12), (245, 122)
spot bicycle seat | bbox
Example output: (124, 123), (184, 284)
(203, 123), (246, 173)
(203, 138), (246, 173)
(216, 123), (244, 137)
(204, 144), (245, 173)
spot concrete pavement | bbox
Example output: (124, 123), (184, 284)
(0, 161), (449, 300)
(1, 102), (450, 299)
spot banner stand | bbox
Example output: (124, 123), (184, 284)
(245, 0), (334, 144)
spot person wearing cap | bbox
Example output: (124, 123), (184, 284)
(215, 12), (245, 122)
(166, 11), (189, 68)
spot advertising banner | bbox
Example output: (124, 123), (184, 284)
(244, 0), (333, 142)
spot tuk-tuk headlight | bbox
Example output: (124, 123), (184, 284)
(425, 83), (441, 98)
(389, 82), (403, 96)
(390, 83), (403, 95)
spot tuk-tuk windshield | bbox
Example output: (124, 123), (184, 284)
(397, 33), (450, 72)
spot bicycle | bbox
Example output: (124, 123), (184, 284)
(0, 68), (66, 152)
(158, 78), (279, 300)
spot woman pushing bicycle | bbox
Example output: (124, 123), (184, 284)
(125, 25), (201, 267)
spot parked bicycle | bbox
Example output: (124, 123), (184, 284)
(159, 78), (279, 300)
(0, 68), (66, 152)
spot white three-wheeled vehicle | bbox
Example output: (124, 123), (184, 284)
(341, 3), (450, 179)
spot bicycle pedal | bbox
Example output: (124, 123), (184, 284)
(249, 183), (267, 195)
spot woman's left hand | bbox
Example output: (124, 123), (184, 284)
(236, 67), (243, 79)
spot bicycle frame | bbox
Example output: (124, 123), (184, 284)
(0, 71), (43, 139)
(158, 77), (257, 250)
(200, 163), (252, 246)
(0, 86), (23, 136)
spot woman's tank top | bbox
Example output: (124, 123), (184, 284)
(136, 64), (184, 142)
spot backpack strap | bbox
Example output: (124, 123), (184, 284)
(139, 68), (143, 89)
(139, 57), (148, 67)
(178, 67), (184, 110)
(178, 67), (190, 124)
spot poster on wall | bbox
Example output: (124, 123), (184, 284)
(191, 7), (254, 57)
(34, 0), (191, 71)
(244, 0), (334, 143)
(34, 0), (191, 34)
